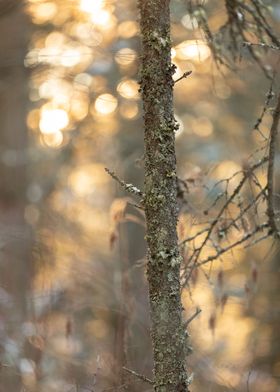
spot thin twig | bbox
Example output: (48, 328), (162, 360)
(105, 168), (143, 197)
(243, 41), (280, 51)
(244, 233), (272, 249)
(253, 82), (274, 139)
(123, 367), (153, 385)
(179, 226), (209, 246)
(221, 187), (267, 234)
(184, 308), (202, 328)
(127, 201), (144, 211)
(197, 222), (269, 267)
(193, 157), (268, 265)
(181, 158), (268, 285)
(238, 1), (280, 47)
(174, 70), (192, 83)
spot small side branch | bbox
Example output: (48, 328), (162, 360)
(191, 157), (267, 266)
(184, 307), (202, 328)
(197, 222), (269, 267)
(105, 167), (143, 197)
(267, 93), (280, 237)
(123, 367), (153, 385)
(243, 41), (280, 51)
(174, 70), (192, 83)
(253, 83), (274, 139)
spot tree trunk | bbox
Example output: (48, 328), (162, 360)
(0, 4), (34, 391)
(138, 1), (189, 391)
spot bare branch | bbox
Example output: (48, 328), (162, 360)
(243, 41), (280, 52)
(197, 222), (269, 267)
(184, 307), (202, 328)
(191, 157), (268, 266)
(105, 167), (143, 197)
(189, 0), (279, 76)
(174, 70), (192, 84)
(123, 367), (153, 385)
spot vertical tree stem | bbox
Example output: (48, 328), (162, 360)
(138, 1), (189, 391)
(267, 93), (280, 236)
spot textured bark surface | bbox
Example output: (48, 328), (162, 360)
(138, 1), (189, 391)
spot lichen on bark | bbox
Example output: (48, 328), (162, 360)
(138, 1), (190, 391)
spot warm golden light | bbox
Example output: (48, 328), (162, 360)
(175, 40), (211, 62)
(91, 9), (111, 27)
(45, 31), (65, 48)
(117, 79), (139, 100)
(213, 161), (243, 192)
(192, 117), (213, 137)
(23, 1), (276, 388)
(69, 171), (93, 196)
(60, 48), (82, 67)
(41, 131), (64, 148)
(80, 0), (104, 13)
(71, 94), (89, 121)
(115, 48), (137, 66)
(29, 2), (57, 24)
(39, 107), (69, 134)
(37, 47), (62, 66)
(80, 0), (116, 30)
(74, 23), (103, 46)
(68, 164), (109, 197)
(39, 79), (72, 104)
(26, 109), (40, 131)
(118, 21), (138, 38)
(94, 94), (118, 115)
(119, 102), (139, 120)
(74, 73), (92, 87)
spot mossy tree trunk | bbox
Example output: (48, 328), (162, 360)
(138, 1), (189, 391)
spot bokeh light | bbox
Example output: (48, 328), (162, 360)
(94, 93), (118, 115)
(175, 40), (211, 61)
(41, 131), (64, 148)
(39, 107), (69, 134)
(11, 1), (280, 391)
(117, 79), (139, 100)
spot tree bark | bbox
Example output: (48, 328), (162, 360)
(138, 1), (189, 391)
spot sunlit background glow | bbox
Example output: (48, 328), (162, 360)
(80, 0), (104, 13)
(94, 93), (118, 115)
(39, 107), (69, 134)
(17, 1), (280, 391)
(174, 40), (211, 62)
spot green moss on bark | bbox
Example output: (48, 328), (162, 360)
(138, 1), (190, 391)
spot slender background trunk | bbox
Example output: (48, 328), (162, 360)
(0, 3), (34, 390)
(138, 1), (189, 391)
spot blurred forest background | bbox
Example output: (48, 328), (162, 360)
(0, 0), (280, 391)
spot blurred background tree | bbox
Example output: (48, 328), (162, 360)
(0, 0), (279, 391)
(0, 2), (35, 390)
